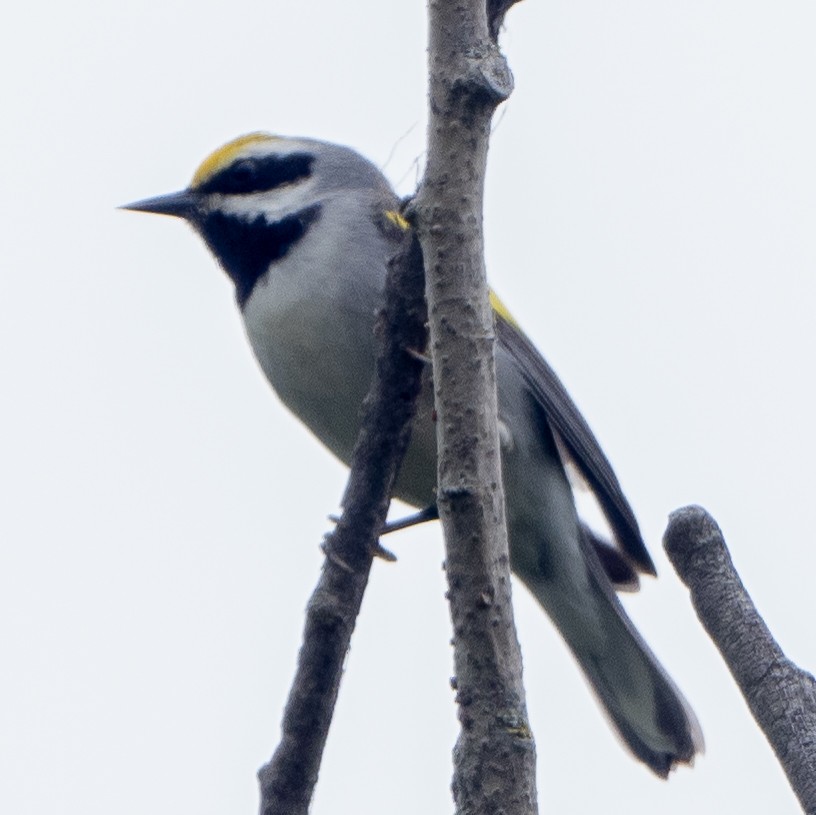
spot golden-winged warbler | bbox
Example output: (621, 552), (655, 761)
(124, 132), (703, 775)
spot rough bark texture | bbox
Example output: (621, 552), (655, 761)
(664, 505), (816, 814)
(257, 235), (427, 815)
(412, 3), (537, 815)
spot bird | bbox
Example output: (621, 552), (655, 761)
(123, 132), (703, 776)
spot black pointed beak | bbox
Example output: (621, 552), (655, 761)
(119, 189), (199, 219)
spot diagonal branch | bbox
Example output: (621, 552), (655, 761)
(664, 505), (816, 813)
(257, 234), (427, 815)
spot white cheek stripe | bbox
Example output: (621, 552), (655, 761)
(208, 178), (320, 224)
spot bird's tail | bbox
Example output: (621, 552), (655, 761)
(522, 534), (704, 777)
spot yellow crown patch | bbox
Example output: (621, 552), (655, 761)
(191, 132), (278, 188)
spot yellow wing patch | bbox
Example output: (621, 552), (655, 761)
(489, 290), (519, 329)
(190, 132), (278, 188)
(384, 209), (411, 231)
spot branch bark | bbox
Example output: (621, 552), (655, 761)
(257, 234), (427, 815)
(413, 3), (537, 814)
(664, 505), (816, 814)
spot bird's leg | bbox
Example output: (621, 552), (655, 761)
(325, 506), (438, 562)
(380, 504), (439, 535)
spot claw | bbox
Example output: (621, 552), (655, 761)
(373, 542), (398, 562)
(406, 347), (432, 365)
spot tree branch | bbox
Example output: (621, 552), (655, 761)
(413, 3), (537, 814)
(257, 234), (427, 815)
(664, 505), (816, 813)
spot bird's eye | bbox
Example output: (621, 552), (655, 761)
(228, 159), (258, 190)
(197, 153), (314, 195)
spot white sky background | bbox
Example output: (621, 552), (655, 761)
(2, 1), (815, 813)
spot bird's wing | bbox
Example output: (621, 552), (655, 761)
(492, 295), (656, 575)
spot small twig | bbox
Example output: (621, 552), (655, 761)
(257, 234), (427, 815)
(664, 505), (816, 813)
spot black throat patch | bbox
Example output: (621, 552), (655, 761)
(198, 204), (321, 308)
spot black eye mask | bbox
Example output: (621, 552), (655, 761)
(196, 153), (314, 195)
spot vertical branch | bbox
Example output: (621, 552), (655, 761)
(413, 3), (537, 814)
